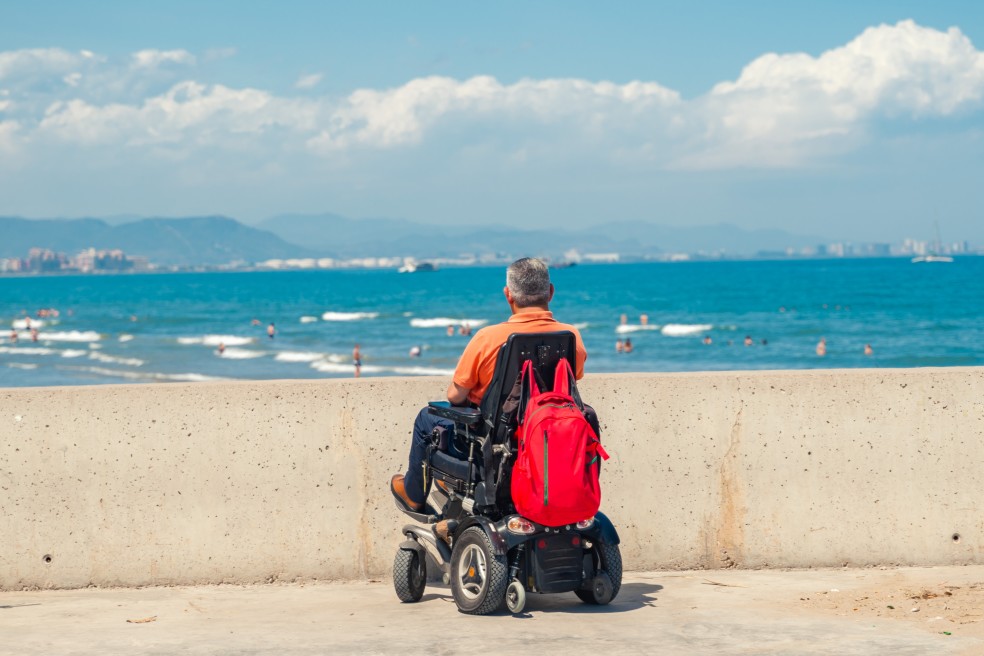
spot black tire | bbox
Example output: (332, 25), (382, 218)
(576, 541), (622, 605)
(450, 527), (508, 615)
(393, 547), (426, 603)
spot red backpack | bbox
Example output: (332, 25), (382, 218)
(511, 358), (609, 527)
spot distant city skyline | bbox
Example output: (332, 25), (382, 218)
(2, 1), (983, 243)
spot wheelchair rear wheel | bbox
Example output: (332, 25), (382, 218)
(450, 527), (508, 615)
(576, 541), (622, 605)
(393, 547), (426, 603)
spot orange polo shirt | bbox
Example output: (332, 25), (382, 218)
(452, 310), (587, 405)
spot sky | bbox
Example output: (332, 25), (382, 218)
(1, 1), (983, 243)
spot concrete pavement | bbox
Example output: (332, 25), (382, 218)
(3, 566), (983, 655)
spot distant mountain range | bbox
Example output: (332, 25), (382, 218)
(1, 213), (824, 266)
(257, 213), (823, 258)
(0, 216), (312, 266)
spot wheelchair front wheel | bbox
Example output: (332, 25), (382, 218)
(450, 527), (508, 615)
(393, 547), (426, 603)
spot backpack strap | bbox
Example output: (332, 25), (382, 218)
(553, 358), (585, 411)
(517, 359), (544, 426)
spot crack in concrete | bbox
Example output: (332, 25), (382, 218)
(714, 376), (746, 568)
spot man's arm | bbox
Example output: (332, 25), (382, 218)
(446, 380), (471, 405)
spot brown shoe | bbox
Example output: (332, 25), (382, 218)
(391, 474), (424, 512)
(434, 520), (451, 544)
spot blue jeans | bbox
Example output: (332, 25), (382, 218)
(404, 407), (453, 505)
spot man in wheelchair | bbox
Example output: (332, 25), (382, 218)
(389, 257), (622, 614)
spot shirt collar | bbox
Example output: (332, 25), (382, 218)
(508, 310), (554, 323)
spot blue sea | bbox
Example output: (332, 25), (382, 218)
(1, 258), (982, 388)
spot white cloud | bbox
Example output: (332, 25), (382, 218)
(131, 49), (196, 69)
(681, 20), (984, 168)
(0, 48), (91, 80)
(4, 21), (984, 172)
(295, 73), (323, 90)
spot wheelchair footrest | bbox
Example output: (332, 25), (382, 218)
(391, 489), (440, 523)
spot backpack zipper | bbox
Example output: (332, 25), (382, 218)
(543, 429), (548, 506)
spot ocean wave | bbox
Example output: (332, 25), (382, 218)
(661, 323), (713, 337)
(118, 334), (135, 342)
(61, 365), (228, 383)
(275, 351), (325, 363)
(11, 319), (46, 329)
(0, 346), (55, 356)
(321, 311), (379, 321)
(299, 316), (319, 323)
(39, 330), (101, 342)
(60, 349), (87, 358)
(410, 318), (488, 329)
(390, 366), (456, 376)
(7, 362), (38, 370)
(89, 351), (145, 367)
(178, 335), (254, 347)
(573, 322), (590, 330)
(89, 343), (102, 350)
(615, 324), (660, 334)
(218, 347), (266, 360)
(310, 359), (382, 374)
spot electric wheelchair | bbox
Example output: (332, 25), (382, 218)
(391, 331), (622, 615)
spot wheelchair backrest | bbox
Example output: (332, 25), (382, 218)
(478, 330), (577, 437)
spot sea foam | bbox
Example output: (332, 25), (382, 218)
(89, 351), (145, 367)
(410, 318), (488, 329)
(218, 348), (266, 360)
(321, 311), (379, 321)
(661, 323), (713, 337)
(39, 330), (101, 342)
(178, 335), (254, 346)
(615, 324), (660, 334)
(275, 351), (324, 363)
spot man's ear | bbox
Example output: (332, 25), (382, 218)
(504, 286), (513, 304)
(548, 284), (555, 302)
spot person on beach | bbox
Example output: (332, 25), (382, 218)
(267, 323), (276, 339)
(816, 338), (827, 357)
(353, 344), (362, 378)
(864, 343), (873, 356)
(390, 258), (588, 536)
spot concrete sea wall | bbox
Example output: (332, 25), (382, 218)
(2, 368), (983, 590)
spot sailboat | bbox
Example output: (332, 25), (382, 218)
(911, 221), (954, 263)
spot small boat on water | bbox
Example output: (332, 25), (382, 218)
(912, 221), (954, 263)
(398, 261), (437, 273)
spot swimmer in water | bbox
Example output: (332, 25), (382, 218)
(703, 335), (712, 345)
(409, 345), (422, 358)
(217, 342), (226, 356)
(744, 335), (753, 347)
(615, 339), (624, 353)
(640, 314), (648, 326)
(353, 343), (362, 378)
(623, 338), (633, 353)
(267, 322), (275, 339)
(864, 343), (873, 356)
(446, 325), (454, 337)
(816, 337), (827, 357)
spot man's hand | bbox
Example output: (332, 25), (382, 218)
(446, 380), (470, 405)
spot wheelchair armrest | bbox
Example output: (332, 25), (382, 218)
(427, 401), (483, 427)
